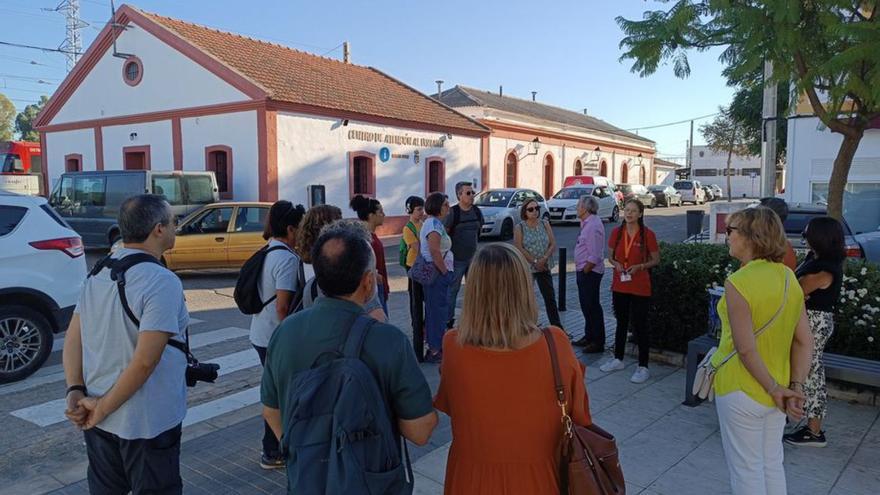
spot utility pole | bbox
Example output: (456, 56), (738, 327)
(52, 0), (86, 71)
(688, 119), (694, 177)
(761, 60), (778, 197)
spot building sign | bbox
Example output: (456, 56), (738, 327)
(347, 130), (445, 148)
(379, 147), (390, 162)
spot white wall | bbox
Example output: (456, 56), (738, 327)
(276, 112), (482, 217)
(181, 111), (259, 201)
(45, 128), (97, 188)
(691, 145), (762, 198)
(786, 117), (880, 203)
(102, 120), (173, 171)
(50, 22), (247, 125)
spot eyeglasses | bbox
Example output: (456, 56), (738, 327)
(725, 226), (738, 236)
(526, 206), (539, 212)
(464, 190), (475, 196)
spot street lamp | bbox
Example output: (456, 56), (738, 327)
(518, 137), (542, 160)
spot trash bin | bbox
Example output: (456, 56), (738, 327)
(707, 287), (725, 339)
(686, 210), (705, 240)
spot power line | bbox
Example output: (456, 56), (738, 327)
(0, 73), (59, 83)
(625, 112), (719, 131)
(0, 40), (81, 55)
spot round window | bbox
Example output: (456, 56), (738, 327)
(122, 57), (143, 86)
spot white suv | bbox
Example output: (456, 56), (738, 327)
(673, 180), (707, 205)
(0, 192), (87, 382)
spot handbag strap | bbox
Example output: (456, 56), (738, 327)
(716, 270), (791, 368)
(542, 328), (567, 406)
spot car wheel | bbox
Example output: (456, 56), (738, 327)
(610, 205), (620, 223)
(648, 199), (656, 209)
(500, 218), (514, 240)
(0, 305), (54, 383)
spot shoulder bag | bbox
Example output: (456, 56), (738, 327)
(542, 329), (625, 495)
(692, 271), (791, 401)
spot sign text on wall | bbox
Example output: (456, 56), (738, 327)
(347, 130), (445, 148)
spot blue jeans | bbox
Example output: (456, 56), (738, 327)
(425, 271), (454, 351)
(377, 282), (389, 316)
(446, 259), (471, 325)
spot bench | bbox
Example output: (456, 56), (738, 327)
(683, 334), (880, 406)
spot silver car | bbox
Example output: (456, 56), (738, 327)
(476, 188), (549, 239)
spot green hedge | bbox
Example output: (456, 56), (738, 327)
(648, 243), (880, 361)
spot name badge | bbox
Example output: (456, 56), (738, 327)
(620, 272), (632, 283)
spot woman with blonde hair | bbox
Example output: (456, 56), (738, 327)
(713, 206), (813, 495)
(434, 243), (591, 494)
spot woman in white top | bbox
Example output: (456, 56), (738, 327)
(250, 200), (305, 468)
(420, 192), (454, 363)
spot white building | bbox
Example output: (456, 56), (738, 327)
(35, 4), (489, 235)
(690, 145), (763, 198)
(435, 86), (656, 199)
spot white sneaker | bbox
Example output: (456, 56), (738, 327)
(600, 358), (625, 373)
(630, 366), (650, 384)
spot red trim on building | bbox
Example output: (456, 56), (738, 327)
(424, 156), (446, 196)
(620, 161), (629, 184)
(542, 152), (555, 199)
(122, 56), (144, 86)
(348, 151), (377, 198)
(123, 145), (151, 170)
(64, 153), (83, 172)
(486, 121), (655, 156)
(480, 135), (490, 190)
(39, 132), (48, 196)
(171, 117), (183, 171)
(94, 126), (104, 171)
(205, 144), (233, 199)
(599, 159), (608, 178)
(504, 149), (518, 188)
(574, 158), (583, 176)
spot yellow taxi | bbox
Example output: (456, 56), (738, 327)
(163, 201), (273, 271)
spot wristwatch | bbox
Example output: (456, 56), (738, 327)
(66, 384), (87, 396)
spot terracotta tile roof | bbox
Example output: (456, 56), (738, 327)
(137, 8), (488, 135)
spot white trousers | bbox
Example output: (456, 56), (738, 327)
(716, 391), (787, 495)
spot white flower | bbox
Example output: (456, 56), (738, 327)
(848, 290), (857, 300)
(858, 288), (869, 298)
(673, 261), (679, 269)
(861, 267), (868, 276)
(869, 336), (875, 343)
(856, 320), (866, 326)
(841, 298), (847, 303)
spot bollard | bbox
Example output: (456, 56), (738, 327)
(558, 247), (567, 311)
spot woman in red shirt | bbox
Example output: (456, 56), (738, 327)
(350, 195), (389, 315)
(599, 199), (660, 384)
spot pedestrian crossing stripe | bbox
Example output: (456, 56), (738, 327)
(50, 318), (207, 354)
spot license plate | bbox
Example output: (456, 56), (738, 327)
(550, 213), (562, 218)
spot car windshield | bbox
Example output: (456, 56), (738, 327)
(648, 186), (665, 192)
(474, 190), (512, 207)
(674, 181), (693, 190)
(786, 211), (854, 237)
(553, 187), (592, 200)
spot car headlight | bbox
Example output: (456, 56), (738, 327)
(565, 205), (577, 212)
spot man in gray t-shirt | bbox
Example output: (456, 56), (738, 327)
(443, 181), (483, 327)
(64, 195), (188, 495)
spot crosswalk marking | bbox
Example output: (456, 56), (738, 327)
(0, 327), (249, 396)
(183, 387), (260, 427)
(9, 344), (261, 427)
(50, 318), (207, 353)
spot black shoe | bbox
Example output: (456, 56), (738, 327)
(425, 350), (443, 364)
(260, 453), (286, 470)
(783, 426), (827, 448)
(572, 337), (590, 347)
(582, 343), (605, 354)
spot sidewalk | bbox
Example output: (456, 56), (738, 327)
(43, 264), (880, 495)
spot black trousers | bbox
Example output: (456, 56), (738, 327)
(84, 424), (182, 495)
(612, 291), (651, 367)
(254, 345), (282, 457)
(407, 274), (426, 362)
(576, 271), (605, 347)
(534, 270), (563, 329)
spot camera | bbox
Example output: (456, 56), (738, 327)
(184, 359), (220, 387)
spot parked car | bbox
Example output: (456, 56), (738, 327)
(0, 192), (86, 383)
(617, 184), (657, 208)
(114, 202), (273, 271)
(673, 180), (707, 205)
(475, 188), (548, 239)
(783, 204), (880, 264)
(709, 184), (724, 200)
(547, 184), (619, 224)
(702, 185), (716, 202)
(49, 170), (219, 248)
(647, 185), (683, 207)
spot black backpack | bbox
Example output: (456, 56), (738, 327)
(234, 245), (293, 315)
(447, 204), (484, 236)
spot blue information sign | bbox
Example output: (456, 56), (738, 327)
(379, 147), (391, 162)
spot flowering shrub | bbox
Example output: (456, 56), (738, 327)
(649, 243), (879, 360)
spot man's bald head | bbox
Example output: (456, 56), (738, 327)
(312, 222), (375, 298)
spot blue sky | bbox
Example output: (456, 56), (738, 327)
(0, 0), (734, 161)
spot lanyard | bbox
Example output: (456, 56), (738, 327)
(622, 227), (639, 268)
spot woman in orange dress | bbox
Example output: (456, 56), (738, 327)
(434, 243), (592, 494)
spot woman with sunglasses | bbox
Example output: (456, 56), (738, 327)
(784, 216), (846, 448)
(513, 198), (563, 329)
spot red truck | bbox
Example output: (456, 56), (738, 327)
(0, 141), (43, 195)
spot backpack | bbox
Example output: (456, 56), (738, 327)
(234, 244), (293, 315)
(288, 274), (320, 315)
(281, 315), (413, 495)
(447, 204), (484, 236)
(398, 221), (418, 268)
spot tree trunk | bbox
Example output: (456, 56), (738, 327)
(826, 130), (864, 220)
(726, 127), (735, 202)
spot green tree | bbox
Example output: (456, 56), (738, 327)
(617, 1), (880, 219)
(0, 93), (16, 142)
(727, 69), (789, 162)
(15, 95), (49, 142)
(700, 107), (751, 201)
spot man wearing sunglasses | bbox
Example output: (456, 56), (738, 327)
(444, 181), (484, 328)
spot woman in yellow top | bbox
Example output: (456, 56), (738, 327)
(713, 206), (813, 495)
(403, 195), (426, 361)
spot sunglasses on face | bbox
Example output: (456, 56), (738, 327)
(725, 226), (738, 236)
(464, 190), (475, 196)
(526, 206), (539, 212)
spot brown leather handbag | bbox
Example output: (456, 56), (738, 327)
(542, 329), (626, 495)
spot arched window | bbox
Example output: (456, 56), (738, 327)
(621, 162), (629, 184)
(574, 159), (583, 176)
(640, 167), (646, 185)
(505, 151), (518, 188)
(543, 153), (555, 199)
(599, 160), (608, 177)
(349, 151), (376, 197)
(205, 145), (233, 199)
(64, 154), (82, 173)
(425, 157), (446, 195)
